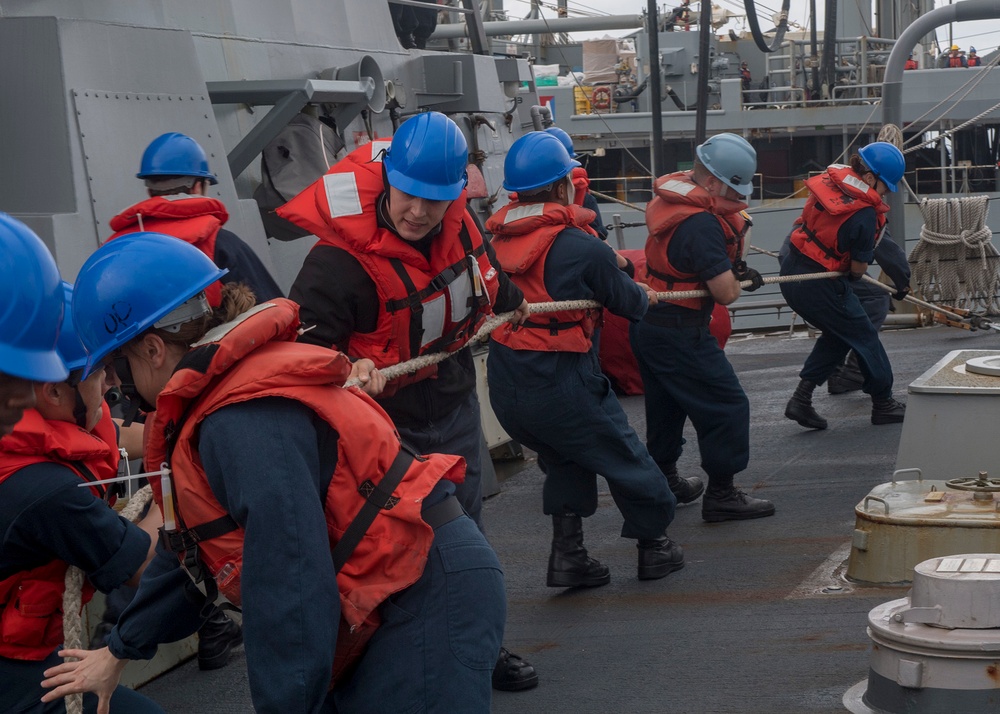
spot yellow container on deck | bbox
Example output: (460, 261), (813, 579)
(574, 85), (593, 115)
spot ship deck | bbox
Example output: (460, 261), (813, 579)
(140, 323), (1000, 713)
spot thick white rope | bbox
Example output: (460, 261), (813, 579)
(345, 271), (842, 387)
(62, 485), (153, 714)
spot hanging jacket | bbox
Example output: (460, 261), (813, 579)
(642, 172), (748, 311)
(144, 299), (465, 644)
(790, 165), (889, 272)
(0, 409), (118, 661)
(487, 202), (599, 352)
(277, 142), (500, 391)
(108, 195), (229, 307)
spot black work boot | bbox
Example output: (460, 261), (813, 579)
(636, 535), (684, 580)
(546, 513), (611, 588)
(493, 647), (539, 692)
(702, 485), (776, 523)
(197, 610), (243, 671)
(828, 352), (864, 394)
(661, 463), (706, 505)
(871, 396), (906, 425)
(785, 379), (828, 429)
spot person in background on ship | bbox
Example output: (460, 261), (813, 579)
(486, 131), (683, 588)
(780, 142), (909, 429)
(544, 127), (608, 240)
(40, 232), (505, 714)
(630, 133), (776, 524)
(967, 47), (982, 67)
(0, 214), (68, 438)
(1, 283), (164, 714)
(108, 131), (283, 303)
(280, 111), (537, 692)
(947, 45), (967, 67)
(904, 53), (918, 70)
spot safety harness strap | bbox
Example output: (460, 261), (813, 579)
(331, 444), (422, 572)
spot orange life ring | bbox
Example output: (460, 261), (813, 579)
(591, 86), (612, 111)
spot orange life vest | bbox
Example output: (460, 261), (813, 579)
(904, 59), (918, 70)
(642, 172), (747, 311)
(0, 409), (119, 660)
(570, 166), (589, 208)
(789, 165), (889, 272)
(277, 142), (500, 390)
(968, 55), (981, 67)
(487, 202), (599, 353)
(108, 195), (229, 307)
(144, 299), (465, 640)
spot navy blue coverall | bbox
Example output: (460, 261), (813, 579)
(104, 399), (505, 714)
(778, 209), (897, 399)
(487, 224), (677, 540)
(629, 212), (751, 488)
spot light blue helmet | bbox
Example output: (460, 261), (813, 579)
(503, 132), (580, 193)
(858, 142), (905, 193)
(695, 133), (757, 197)
(0, 213), (68, 382)
(544, 127), (577, 158)
(138, 132), (218, 185)
(383, 112), (469, 201)
(73, 232), (227, 375)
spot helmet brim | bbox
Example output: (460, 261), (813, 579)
(0, 343), (69, 382)
(384, 161), (466, 201)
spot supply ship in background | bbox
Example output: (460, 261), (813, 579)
(3, 1), (1000, 712)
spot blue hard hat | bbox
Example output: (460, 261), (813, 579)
(695, 133), (757, 197)
(0, 213), (68, 382)
(137, 132), (218, 185)
(971, 47), (977, 53)
(502, 132), (581, 193)
(57, 282), (89, 374)
(544, 127), (578, 158)
(73, 232), (227, 374)
(383, 112), (468, 201)
(858, 141), (905, 192)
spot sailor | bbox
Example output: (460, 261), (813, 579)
(544, 126), (608, 240)
(108, 132), (283, 304)
(967, 46), (982, 67)
(1, 283), (164, 714)
(904, 53), (918, 70)
(280, 111), (538, 692)
(948, 45), (967, 68)
(102, 131), (258, 666)
(486, 132), (682, 586)
(41, 233), (506, 713)
(0, 214), (67, 438)
(822, 234), (911, 395)
(780, 142), (908, 428)
(740, 61), (752, 90)
(630, 133), (776, 523)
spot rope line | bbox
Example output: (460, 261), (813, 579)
(344, 270), (843, 388)
(62, 485), (153, 714)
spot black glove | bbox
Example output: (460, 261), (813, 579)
(732, 261), (765, 292)
(893, 285), (911, 301)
